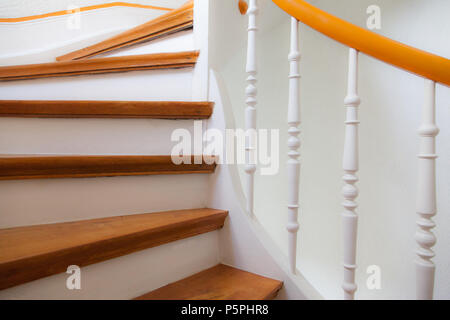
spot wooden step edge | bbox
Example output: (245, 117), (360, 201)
(0, 51), (199, 81)
(134, 264), (284, 300)
(0, 155), (217, 180)
(56, 0), (194, 62)
(0, 208), (228, 290)
(0, 100), (213, 119)
(79, 21), (193, 61)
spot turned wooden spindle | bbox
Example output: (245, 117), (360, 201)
(415, 79), (439, 300)
(287, 17), (301, 274)
(341, 48), (360, 300)
(244, 0), (258, 215)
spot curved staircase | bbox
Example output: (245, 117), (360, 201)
(0, 0), (284, 300)
(3, 0), (446, 301)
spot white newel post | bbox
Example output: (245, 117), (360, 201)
(245, 0), (258, 214)
(341, 48), (360, 300)
(415, 79), (439, 300)
(287, 17), (301, 274)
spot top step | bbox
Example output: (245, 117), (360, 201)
(0, 51), (198, 81)
(57, 0), (194, 62)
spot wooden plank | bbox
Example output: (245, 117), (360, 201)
(57, 1), (194, 61)
(0, 51), (199, 81)
(0, 100), (213, 119)
(135, 264), (283, 300)
(0, 155), (217, 180)
(0, 208), (228, 290)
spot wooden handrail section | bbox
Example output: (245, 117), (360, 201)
(238, 0), (249, 15)
(0, 100), (213, 119)
(0, 208), (228, 290)
(0, 155), (216, 180)
(57, 1), (194, 61)
(0, 51), (199, 81)
(272, 0), (450, 86)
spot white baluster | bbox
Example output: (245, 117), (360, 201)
(341, 48), (360, 300)
(287, 17), (301, 274)
(245, 0), (258, 214)
(416, 79), (439, 300)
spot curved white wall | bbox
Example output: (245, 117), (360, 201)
(219, 0), (450, 299)
(0, 1), (182, 17)
(0, 0), (186, 64)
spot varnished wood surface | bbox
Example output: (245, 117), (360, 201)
(135, 264), (283, 300)
(0, 100), (213, 119)
(0, 51), (199, 81)
(0, 208), (228, 290)
(0, 155), (217, 180)
(239, 0), (249, 15)
(57, 1), (194, 61)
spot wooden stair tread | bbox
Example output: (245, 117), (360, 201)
(0, 100), (213, 119)
(57, 1), (194, 61)
(0, 208), (228, 290)
(0, 51), (198, 81)
(135, 264), (283, 300)
(0, 155), (216, 180)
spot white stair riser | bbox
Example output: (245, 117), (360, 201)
(0, 118), (199, 155)
(0, 174), (210, 228)
(0, 69), (194, 101)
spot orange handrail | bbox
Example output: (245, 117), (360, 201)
(273, 0), (450, 86)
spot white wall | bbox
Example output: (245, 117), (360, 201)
(0, 0), (183, 17)
(0, 0), (187, 64)
(220, 0), (450, 299)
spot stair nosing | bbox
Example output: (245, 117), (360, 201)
(0, 51), (199, 81)
(0, 100), (213, 119)
(0, 155), (217, 180)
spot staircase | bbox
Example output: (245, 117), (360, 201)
(0, 1), (284, 300)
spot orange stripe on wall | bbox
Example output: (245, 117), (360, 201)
(0, 2), (172, 23)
